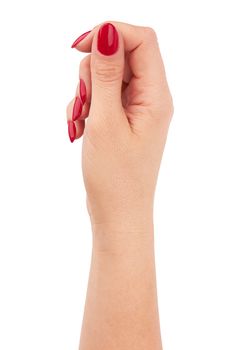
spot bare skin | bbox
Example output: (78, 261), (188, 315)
(67, 21), (173, 350)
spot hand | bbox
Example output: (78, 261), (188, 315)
(67, 22), (173, 231)
(67, 23), (172, 349)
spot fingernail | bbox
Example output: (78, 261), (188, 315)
(72, 97), (83, 121)
(97, 23), (119, 56)
(79, 120), (85, 137)
(79, 79), (87, 104)
(71, 30), (91, 48)
(68, 121), (76, 143)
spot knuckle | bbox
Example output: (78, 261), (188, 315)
(160, 93), (174, 120)
(93, 61), (123, 83)
(169, 101), (174, 119)
(153, 95), (174, 122)
(79, 55), (90, 71)
(79, 60), (84, 72)
(164, 97), (174, 120)
(66, 100), (73, 118)
(143, 26), (158, 41)
(168, 94), (174, 119)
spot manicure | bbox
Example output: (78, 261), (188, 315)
(79, 79), (87, 104)
(71, 31), (91, 48)
(68, 121), (76, 143)
(97, 23), (119, 56)
(72, 97), (83, 121)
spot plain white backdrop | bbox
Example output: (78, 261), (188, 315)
(0, 0), (242, 349)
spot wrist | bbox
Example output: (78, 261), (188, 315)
(88, 196), (154, 227)
(91, 220), (154, 255)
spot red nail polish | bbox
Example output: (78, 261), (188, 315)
(79, 79), (87, 104)
(71, 31), (91, 48)
(80, 120), (85, 136)
(72, 97), (83, 121)
(68, 121), (76, 143)
(97, 23), (119, 56)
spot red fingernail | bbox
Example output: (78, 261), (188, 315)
(97, 23), (119, 56)
(79, 79), (87, 104)
(68, 121), (76, 143)
(72, 97), (83, 121)
(79, 120), (85, 137)
(71, 31), (91, 48)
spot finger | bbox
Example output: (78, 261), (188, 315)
(66, 54), (92, 142)
(67, 55), (91, 124)
(71, 30), (94, 51)
(72, 21), (168, 88)
(66, 100), (85, 141)
(71, 82), (89, 121)
(78, 55), (91, 120)
(89, 22), (128, 126)
(72, 30), (131, 84)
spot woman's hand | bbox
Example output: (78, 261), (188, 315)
(67, 22), (173, 349)
(66, 22), (173, 232)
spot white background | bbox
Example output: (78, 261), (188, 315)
(0, 0), (242, 349)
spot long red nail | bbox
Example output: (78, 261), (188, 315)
(79, 79), (87, 104)
(97, 23), (119, 56)
(68, 121), (76, 143)
(71, 31), (91, 48)
(72, 97), (83, 121)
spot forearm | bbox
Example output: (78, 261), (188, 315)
(79, 222), (162, 350)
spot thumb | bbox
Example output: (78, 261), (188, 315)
(90, 23), (125, 121)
